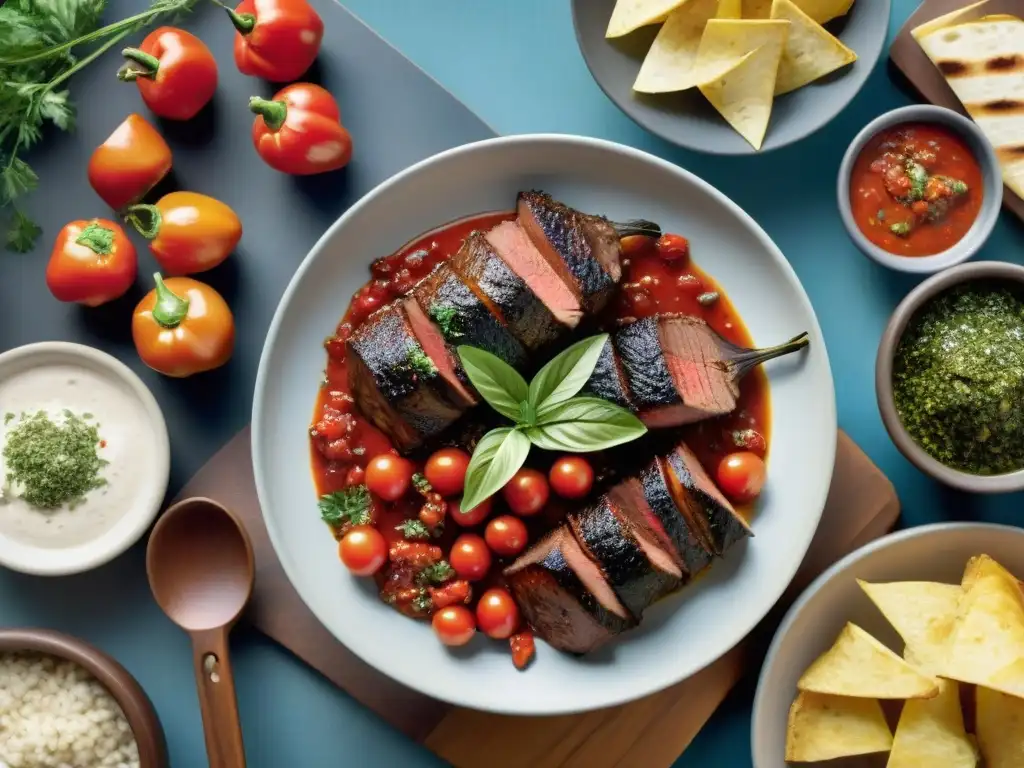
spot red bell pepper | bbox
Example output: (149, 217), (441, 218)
(249, 83), (352, 175)
(118, 27), (218, 121)
(45, 219), (138, 307)
(224, 0), (323, 83)
(88, 114), (173, 211)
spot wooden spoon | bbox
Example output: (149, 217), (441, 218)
(147, 497), (254, 768)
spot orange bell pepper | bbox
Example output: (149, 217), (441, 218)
(45, 219), (138, 306)
(132, 273), (236, 378)
(118, 27), (218, 121)
(124, 191), (242, 275)
(88, 114), (172, 211)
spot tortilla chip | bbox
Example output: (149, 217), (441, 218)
(962, 554), (1020, 592)
(789, 0), (855, 24)
(633, 0), (722, 92)
(976, 685), (1024, 768)
(910, 0), (991, 41)
(606, 0), (692, 37)
(888, 677), (978, 768)
(785, 691), (893, 762)
(916, 15), (1024, 201)
(797, 622), (940, 699)
(770, 0), (857, 94)
(858, 579), (962, 673)
(942, 573), (1024, 698)
(741, 0), (772, 16)
(717, 0), (742, 17)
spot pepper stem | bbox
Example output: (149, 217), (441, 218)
(117, 48), (159, 82)
(123, 204), (162, 241)
(75, 222), (115, 256)
(249, 96), (288, 132)
(209, 0), (257, 34)
(151, 273), (190, 329)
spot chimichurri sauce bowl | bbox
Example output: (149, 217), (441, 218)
(838, 105), (1002, 275)
(877, 262), (1024, 494)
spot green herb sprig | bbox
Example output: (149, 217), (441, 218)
(319, 485), (372, 530)
(457, 335), (647, 511)
(0, 0), (203, 252)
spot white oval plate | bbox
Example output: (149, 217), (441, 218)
(752, 523), (1024, 767)
(253, 134), (836, 715)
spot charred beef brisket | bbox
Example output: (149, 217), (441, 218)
(568, 495), (682, 621)
(450, 233), (564, 352)
(506, 528), (635, 654)
(347, 303), (471, 452)
(581, 334), (634, 411)
(664, 443), (753, 555)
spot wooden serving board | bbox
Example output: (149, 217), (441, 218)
(174, 430), (900, 767)
(889, 0), (1024, 222)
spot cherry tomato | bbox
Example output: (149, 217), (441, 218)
(449, 533), (492, 581)
(365, 454), (413, 501)
(338, 525), (386, 576)
(432, 605), (476, 647)
(656, 233), (690, 262)
(424, 448), (471, 497)
(484, 516), (528, 558)
(716, 451), (767, 504)
(548, 456), (595, 500)
(476, 588), (520, 640)
(502, 468), (550, 517)
(449, 496), (492, 528)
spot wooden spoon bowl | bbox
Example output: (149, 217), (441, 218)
(0, 628), (168, 767)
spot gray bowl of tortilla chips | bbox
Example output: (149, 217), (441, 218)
(572, 0), (891, 154)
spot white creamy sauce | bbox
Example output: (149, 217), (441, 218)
(0, 364), (160, 549)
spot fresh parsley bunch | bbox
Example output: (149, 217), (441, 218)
(0, 0), (202, 252)
(458, 334), (647, 511)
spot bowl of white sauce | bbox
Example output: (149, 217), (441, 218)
(0, 342), (170, 575)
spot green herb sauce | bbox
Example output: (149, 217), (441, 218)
(893, 284), (1024, 475)
(2, 409), (108, 508)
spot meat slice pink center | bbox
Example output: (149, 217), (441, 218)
(658, 317), (739, 418)
(403, 298), (477, 407)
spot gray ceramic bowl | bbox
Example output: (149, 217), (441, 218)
(572, 0), (890, 155)
(876, 261), (1024, 493)
(751, 522), (1024, 767)
(838, 105), (1003, 273)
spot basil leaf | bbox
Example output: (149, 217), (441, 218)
(457, 345), (529, 422)
(526, 397), (647, 452)
(461, 427), (531, 511)
(529, 334), (609, 413)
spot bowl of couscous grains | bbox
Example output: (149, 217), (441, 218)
(0, 629), (166, 768)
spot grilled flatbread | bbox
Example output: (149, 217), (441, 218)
(915, 13), (1024, 199)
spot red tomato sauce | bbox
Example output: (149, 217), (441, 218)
(849, 123), (983, 257)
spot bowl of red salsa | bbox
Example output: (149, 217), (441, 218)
(838, 105), (1002, 273)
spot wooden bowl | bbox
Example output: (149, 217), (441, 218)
(0, 628), (168, 768)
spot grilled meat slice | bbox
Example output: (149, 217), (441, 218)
(568, 495), (682, 621)
(347, 303), (469, 452)
(518, 191), (619, 314)
(611, 459), (714, 578)
(411, 262), (527, 377)
(613, 317), (683, 414)
(582, 333), (634, 411)
(664, 443), (753, 556)
(403, 297), (477, 408)
(485, 221), (582, 329)
(506, 528), (635, 654)
(450, 232), (564, 352)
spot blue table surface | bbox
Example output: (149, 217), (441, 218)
(4, 1), (1024, 766)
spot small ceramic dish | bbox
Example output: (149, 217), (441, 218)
(0, 628), (168, 767)
(0, 342), (170, 575)
(751, 522), (1024, 767)
(837, 105), (1003, 274)
(876, 261), (1024, 493)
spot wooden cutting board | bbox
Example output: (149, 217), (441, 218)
(174, 429), (900, 767)
(889, 0), (1024, 222)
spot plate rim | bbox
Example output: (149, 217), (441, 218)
(570, 0), (893, 156)
(252, 132), (837, 714)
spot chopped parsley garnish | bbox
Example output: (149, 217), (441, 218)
(2, 410), (107, 509)
(411, 591), (433, 614)
(396, 519), (431, 540)
(429, 304), (462, 340)
(412, 472), (431, 494)
(890, 221), (911, 237)
(407, 348), (437, 377)
(3, 413), (13, 425)
(318, 485), (371, 528)
(417, 560), (454, 585)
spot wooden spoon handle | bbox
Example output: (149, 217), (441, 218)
(191, 629), (246, 768)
